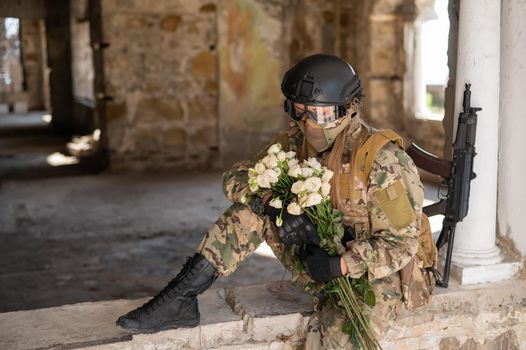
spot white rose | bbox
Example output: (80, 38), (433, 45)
(267, 155), (279, 168)
(277, 151), (287, 161)
(285, 151), (296, 159)
(291, 180), (305, 194)
(306, 193), (323, 207)
(273, 167), (282, 177)
(287, 158), (299, 168)
(262, 154), (278, 169)
(322, 169), (334, 183)
(255, 162), (266, 175)
(264, 168), (279, 184)
(306, 157), (322, 171)
(298, 193), (309, 207)
(256, 174), (271, 188)
(287, 202), (303, 215)
(304, 177), (322, 193)
(268, 143), (282, 154)
(269, 198), (283, 209)
(288, 164), (302, 177)
(301, 167), (314, 178)
(321, 182), (331, 197)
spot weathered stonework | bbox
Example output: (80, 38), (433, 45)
(101, 0), (446, 170)
(20, 19), (45, 110)
(2, 280), (525, 350)
(102, 0), (219, 170)
(217, 0), (291, 165)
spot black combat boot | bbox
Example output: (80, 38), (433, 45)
(116, 253), (219, 333)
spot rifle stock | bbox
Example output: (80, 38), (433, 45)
(406, 143), (451, 178)
(423, 199), (446, 217)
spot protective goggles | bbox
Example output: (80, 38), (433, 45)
(284, 100), (348, 125)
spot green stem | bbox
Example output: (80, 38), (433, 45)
(337, 278), (382, 349)
(336, 289), (370, 349)
(340, 279), (374, 337)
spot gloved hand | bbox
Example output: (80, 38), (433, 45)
(299, 244), (343, 282)
(276, 211), (320, 247)
(341, 226), (356, 246)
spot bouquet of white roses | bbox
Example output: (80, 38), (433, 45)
(248, 143), (381, 350)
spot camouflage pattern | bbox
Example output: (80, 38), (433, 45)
(305, 272), (403, 349)
(197, 117), (431, 349)
(221, 161), (254, 207)
(197, 203), (305, 280)
(336, 121), (433, 311)
(197, 203), (265, 276)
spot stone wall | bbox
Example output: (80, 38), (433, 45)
(217, 0), (290, 166)
(70, 0), (95, 105)
(20, 19), (45, 110)
(102, 0), (221, 170)
(101, 0), (446, 170)
(363, 0), (446, 159)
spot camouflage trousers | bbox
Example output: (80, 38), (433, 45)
(197, 203), (402, 349)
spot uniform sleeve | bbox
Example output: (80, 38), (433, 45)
(222, 159), (256, 205)
(342, 144), (425, 281)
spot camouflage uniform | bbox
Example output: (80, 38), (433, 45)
(197, 118), (429, 349)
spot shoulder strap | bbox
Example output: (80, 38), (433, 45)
(354, 129), (404, 184)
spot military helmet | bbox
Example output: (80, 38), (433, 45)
(281, 54), (362, 123)
(281, 54), (361, 106)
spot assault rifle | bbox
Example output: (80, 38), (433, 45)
(406, 84), (481, 288)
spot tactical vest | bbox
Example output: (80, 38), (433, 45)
(352, 129), (437, 309)
(275, 127), (438, 308)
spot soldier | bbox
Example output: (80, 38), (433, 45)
(116, 54), (436, 349)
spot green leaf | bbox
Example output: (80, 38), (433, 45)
(342, 321), (353, 335)
(365, 290), (376, 307)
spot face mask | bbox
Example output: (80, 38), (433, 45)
(300, 116), (352, 152)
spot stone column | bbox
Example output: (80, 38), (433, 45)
(449, 0), (521, 284)
(497, 0), (526, 255)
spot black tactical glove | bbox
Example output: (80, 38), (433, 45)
(341, 226), (356, 246)
(276, 211), (320, 247)
(299, 244), (342, 282)
(263, 201), (280, 220)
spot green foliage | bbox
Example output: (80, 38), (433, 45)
(365, 291), (376, 307)
(342, 321), (352, 335)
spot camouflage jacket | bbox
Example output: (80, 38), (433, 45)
(222, 118), (433, 309)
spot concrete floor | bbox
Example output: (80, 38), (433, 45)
(0, 171), (441, 313)
(0, 171), (290, 312)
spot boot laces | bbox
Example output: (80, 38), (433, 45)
(138, 256), (198, 315)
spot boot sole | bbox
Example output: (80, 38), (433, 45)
(119, 318), (200, 334)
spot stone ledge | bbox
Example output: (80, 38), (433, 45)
(1, 279), (525, 350)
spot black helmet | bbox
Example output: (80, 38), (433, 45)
(281, 54), (362, 107)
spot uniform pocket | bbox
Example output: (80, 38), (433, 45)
(373, 180), (415, 229)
